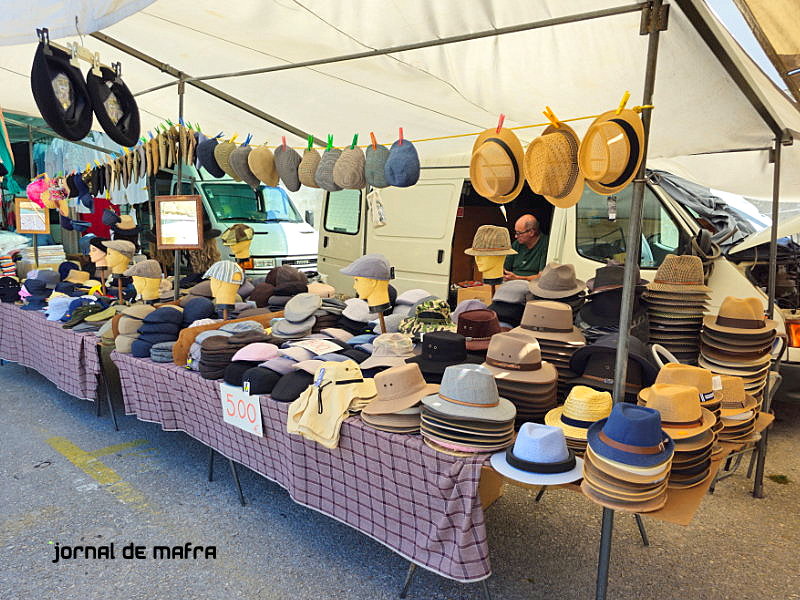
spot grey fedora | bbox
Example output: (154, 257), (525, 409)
(421, 363), (516, 422)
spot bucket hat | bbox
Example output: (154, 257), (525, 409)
(213, 141), (240, 180)
(513, 300), (585, 344)
(569, 334), (657, 393)
(491, 423), (584, 485)
(702, 296), (776, 337)
(587, 403), (674, 468)
(457, 309), (502, 351)
(579, 108), (645, 195)
(470, 127), (524, 203)
(85, 64), (140, 147)
(528, 263), (585, 298)
(363, 363), (439, 415)
(422, 364), (516, 422)
(297, 149), (322, 188)
(481, 331), (558, 384)
(340, 254), (393, 280)
(365, 144), (390, 188)
(229, 145), (260, 190)
(360, 333), (415, 370)
(333, 146), (366, 190)
(647, 254), (710, 294)
(196, 138), (226, 178)
(638, 384), (715, 439)
(464, 225), (516, 256)
(274, 145), (303, 191)
(314, 148), (342, 192)
(545, 385), (613, 440)
(398, 299), (457, 337)
(248, 145), (280, 186)
(384, 139), (420, 188)
(523, 123), (584, 208)
(406, 331), (482, 377)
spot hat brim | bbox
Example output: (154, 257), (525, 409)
(581, 479), (668, 512)
(86, 66), (140, 147)
(421, 393), (516, 423)
(672, 428), (715, 452)
(702, 314), (777, 337)
(470, 128), (525, 205)
(481, 360), (558, 385)
(719, 394), (759, 417)
(359, 354), (415, 370)
(528, 280), (586, 299)
(510, 325), (586, 345)
(490, 451), (584, 486)
(587, 417), (674, 468)
(423, 434), (512, 454)
(363, 382), (439, 415)
(544, 405), (608, 440)
(584, 445), (670, 483)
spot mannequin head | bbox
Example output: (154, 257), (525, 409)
(106, 248), (131, 274)
(89, 246), (107, 267)
(353, 276), (390, 311)
(132, 276), (161, 301)
(474, 255), (505, 282)
(210, 278), (240, 306)
(228, 239), (253, 260)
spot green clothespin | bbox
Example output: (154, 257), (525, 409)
(195, 122), (202, 132)
(307, 135), (313, 151)
(140, 136), (146, 144)
(326, 134), (333, 151)
(351, 134), (358, 149)
(166, 118), (174, 127)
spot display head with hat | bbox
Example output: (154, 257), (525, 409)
(340, 254), (394, 313)
(204, 260), (245, 307)
(465, 225), (517, 284)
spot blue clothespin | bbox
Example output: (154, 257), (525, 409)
(243, 133), (252, 146)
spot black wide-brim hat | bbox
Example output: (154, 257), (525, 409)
(86, 65), (141, 147)
(31, 42), (93, 141)
(569, 332), (658, 385)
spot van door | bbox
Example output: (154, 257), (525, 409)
(317, 189), (365, 292)
(365, 179), (462, 298)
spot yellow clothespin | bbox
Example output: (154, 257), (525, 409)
(543, 106), (560, 128)
(616, 91), (630, 115)
(93, 160), (102, 167)
(632, 104), (654, 114)
(85, 162), (91, 171)
(228, 133), (238, 144)
(123, 147), (130, 154)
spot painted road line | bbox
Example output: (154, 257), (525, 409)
(88, 439), (149, 458)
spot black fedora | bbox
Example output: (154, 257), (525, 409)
(86, 63), (141, 147)
(30, 41), (93, 141)
(569, 333), (657, 385)
(405, 331), (482, 383)
(587, 265), (647, 296)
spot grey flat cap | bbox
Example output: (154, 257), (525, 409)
(314, 148), (342, 192)
(204, 260), (245, 285)
(365, 144), (390, 188)
(124, 259), (163, 278)
(284, 292), (323, 323)
(273, 145), (302, 192)
(102, 239), (136, 258)
(340, 253), (393, 280)
(229, 146), (261, 190)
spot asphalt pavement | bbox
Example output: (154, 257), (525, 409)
(0, 360), (798, 600)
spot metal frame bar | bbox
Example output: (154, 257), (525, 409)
(206, 448), (247, 506)
(398, 562), (491, 600)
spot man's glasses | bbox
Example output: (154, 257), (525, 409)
(514, 229), (533, 237)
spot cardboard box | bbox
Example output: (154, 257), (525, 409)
(456, 284), (493, 304)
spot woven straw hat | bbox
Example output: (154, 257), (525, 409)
(469, 127), (525, 204)
(464, 225), (517, 256)
(214, 141), (241, 180)
(524, 123), (584, 208)
(647, 254), (710, 294)
(333, 146), (367, 189)
(717, 375), (759, 417)
(648, 363), (716, 404)
(297, 149), (322, 188)
(703, 296), (777, 336)
(579, 108), (645, 195)
(247, 145), (280, 186)
(545, 385), (612, 440)
(638, 383), (715, 439)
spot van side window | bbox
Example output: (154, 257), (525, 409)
(324, 190), (361, 235)
(575, 184), (684, 268)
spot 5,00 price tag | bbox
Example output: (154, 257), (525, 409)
(219, 383), (263, 437)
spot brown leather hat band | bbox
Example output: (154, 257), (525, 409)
(715, 315), (765, 329)
(486, 357), (541, 371)
(598, 431), (665, 455)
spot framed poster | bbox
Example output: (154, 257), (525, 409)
(15, 197), (50, 234)
(155, 195), (204, 250)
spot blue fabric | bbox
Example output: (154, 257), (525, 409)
(136, 332), (180, 345)
(142, 307), (184, 326)
(345, 333), (377, 346)
(384, 140), (420, 187)
(137, 322), (182, 335)
(131, 339), (154, 358)
(182, 296), (216, 326)
(586, 404), (674, 468)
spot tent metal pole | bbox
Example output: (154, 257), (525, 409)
(131, 2), (649, 94)
(173, 75), (185, 301)
(90, 32), (325, 146)
(596, 2), (667, 599)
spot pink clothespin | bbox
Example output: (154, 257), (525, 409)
(496, 114), (505, 133)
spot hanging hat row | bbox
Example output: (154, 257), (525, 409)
(195, 131), (421, 192)
(470, 95), (646, 207)
(31, 28), (141, 146)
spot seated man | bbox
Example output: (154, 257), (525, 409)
(504, 214), (548, 281)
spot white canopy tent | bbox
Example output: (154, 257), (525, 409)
(0, 0), (799, 202)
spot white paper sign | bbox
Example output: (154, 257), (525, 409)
(290, 339), (344, 356)
(219, 383), (263, 437)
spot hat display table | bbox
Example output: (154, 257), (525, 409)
(0, 302), (102, 401)
(111, 350), (496, 583)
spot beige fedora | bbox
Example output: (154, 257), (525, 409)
(717, 375), (759, 417)
(511, 300), (585, 344)
(524, 123), (584, 208)
(585, 445), (671, 484)
(703, 296), (777, 336)
(651, 363), (717, 404)
(464, 225), (517, 256)
(647, 254), (710, 294)
(470, 127), (525, 204)
(578, 108), (645, 195)
(481, 330), (558, 384)
(638, 384), (715, 439)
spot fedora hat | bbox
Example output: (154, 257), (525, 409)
(570, 333), (657, 384)
(578, 108), (645, 195)
(214, 141), (241, 180)
(717, 375), (759, 417)
(587, 264), (647, 295)
(703, 296), (777, 336)
(647, 254), (710, 294)
(513, 300), (585, 344)
(464, 225), (517, 256)
(584, 444), (669, 484)
(524, 123), (584, 208)
(651, 363), (716, 404)
(528, 263), (585, 299)
(248, 145), (280, 186)
(405, 331), (482, 379)
(360, 333), (415, 370)
(481, 331), (558, 385)
(491, 423), (584, 485)
(421, 364), (516, 423)
(545, 385), (612, 440)
(457, 309), (502, 352)
(363, 363), (439, 415)
(30, 42), (92, 141)
(587, 403), (674, 468)
(469, 127), (525, 204)
(85, 64), (140, 147)
(638, 384), (715, 439)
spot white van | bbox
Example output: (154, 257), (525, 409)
(160, 166), (319, 275)
(317, 168), (799, 396)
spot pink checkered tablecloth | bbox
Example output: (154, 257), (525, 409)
(112, 351), (492, 582)
(0, 302), (101, 400)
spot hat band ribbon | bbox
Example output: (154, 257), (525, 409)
(560, 415), (597, 429)
(700, 391), (715, 402)
(485, 136), (520, 193)
(486, 357), (542, 371)
(715, 315), (766, 329)
(464, 335), (494, 341)
(521, 324), (574, 334)
(598, 431), (665, 455)
(660, 417), (704, 428)
(438, 393), (498, 408)
(471, 247), (513, 252)
(580, 374), (638, 391)
(505, 446), (576, 474)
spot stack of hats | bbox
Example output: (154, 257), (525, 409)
(405, 331), (482, 384)
(568, 333), (658, 404)
(421, 364), (517, 454)
(115, 305), (156, 353)
(271, 292), (322, 338)
(150, 341), (177, 363)
(338, 298), (375, 335)
(512, 300), (586, 402)
(643, 254), (710, 364)
(182, 297), (218, 327)
(488, 280), (529, 327)
(224, 342), (280, 387)
(638, 384), (716, 488)
(717, 375), (760, 442)
(582, 403), (675, 513)
(528, 263), (587, 317)
(267, 280), (309, 312)
(199, 325), (270, 380)
(545, 386), (612, 454)
(20, 278), (52, 310)
(132, 306), (184, 358)
(647, 363), (723, 458)
(359, 333), (415, 376)
(579, 265), (649, 344)
(361, 363), (438, 433)
(398, 298), (456, 339)
(187, 329), (232, 371)
(0, 276), (20, 302)
(700, 296), (776, 399)
(456, 308), (502, 355)
(481, 330), (558, 427)
(73, 302), (118, 333)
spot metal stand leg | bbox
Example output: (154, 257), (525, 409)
(752, 429), (769, 498)
(228, 459), (246, 506)
(207, 447), (215, 482)
(480, 578), (492, 600)
(95, 386), (103, 416)
(634, 514), (649, 547)
(746, 446), (758, 479)
(595, 508), (614, 600)
(534, 487), (546, 502)
(399, 562), (417, 598)
(96, 345), (118, 431)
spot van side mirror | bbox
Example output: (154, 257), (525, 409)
(304, 210), (314, 227)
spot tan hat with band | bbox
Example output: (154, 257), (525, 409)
(579, 108), (645, 195)
(524, 123), (584, 208)
(470, 127), (525, 204)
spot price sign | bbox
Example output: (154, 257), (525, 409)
(219, 383), (263, 437)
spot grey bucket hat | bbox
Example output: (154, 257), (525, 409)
(298, 149), (322, 188)
(315, 148), (342, 192)
(284, 292), (323, 323)
(365, 144), (390, 188)
(333, 146), (366, 190)
(273, 145), (302, 191)
(340, 254), (394, 280)
(229, 146), (260, 190)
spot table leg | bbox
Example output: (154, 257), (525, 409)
(595, 508), (614, 600)
(634, 514), (649, 547)
(480, 578), (492, 600)
(399, 562), (417, 598)
(534, 487), (546, 503)
(95, 380), (103, 417)
(207, 447), (215, 482)
(228, 459), (246, 507)
(752, 429), (769, 498)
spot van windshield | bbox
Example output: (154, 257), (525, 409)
(202, 183), (302, 223)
